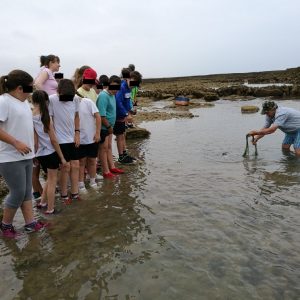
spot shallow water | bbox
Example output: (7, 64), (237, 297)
(1, 99), (300, 300)
(244, 83), (293, 88)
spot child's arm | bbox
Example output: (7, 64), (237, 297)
(34, 129), (39, 153)
(48, 122), (67, 165)
(93, 112), (101, 142)
(0, 128), (32, 155)
(74, 111), (80, 147)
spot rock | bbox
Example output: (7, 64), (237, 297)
(191, 90), (205, 98)
(161, 93), (174, 99)
(253, 88), (283, 98)
(0, 176), (8, 199)
(291, 85), (300, 97)
(241, 105), (260, 113)
(125, 127), (151, 139)
(204, 93), (219, 101)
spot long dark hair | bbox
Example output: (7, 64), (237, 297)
(32, 90), (51, 133)
(40, 54), (60, 67)
(0, 70), (33, 95)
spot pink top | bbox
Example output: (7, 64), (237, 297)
(36, 67), (58, 95)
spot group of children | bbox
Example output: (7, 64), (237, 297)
(0, 54), (142, 238)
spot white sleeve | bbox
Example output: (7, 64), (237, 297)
(48, 97), (54, 116)
(74, 96), (80, 112)
(90, 100), (99, 115)
(0, 96), (9, 122)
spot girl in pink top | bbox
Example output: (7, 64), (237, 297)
(34, 55), (60, 96)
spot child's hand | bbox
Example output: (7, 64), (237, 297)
(126, 115), (133, 123)
(61, 158), (67, 166)
(13, 140), (32, 155)
(74, 132), (80, 147)
(108, 127), (113, 134)
(94, 133), (100, 143)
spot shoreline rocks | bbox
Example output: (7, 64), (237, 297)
(140, 67), (300, 100)
(241, 105), (260, 113)
(139, 84), (300, 101)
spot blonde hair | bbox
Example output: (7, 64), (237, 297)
(72, 65), (90, 89)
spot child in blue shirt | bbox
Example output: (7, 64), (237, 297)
(114, 69), (142, 164)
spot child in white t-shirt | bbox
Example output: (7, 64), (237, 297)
(32, 90), (67, 214)
(77, 96), (101, 192)
(0, 70), (47, 237)
(49, 79), (80, 204)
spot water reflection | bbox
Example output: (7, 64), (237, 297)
(0, 139), (164, 299)
(243, 152), (300, 206)
(1, 101), (299, 299)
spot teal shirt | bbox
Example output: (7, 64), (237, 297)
(96, 90), (116, 130)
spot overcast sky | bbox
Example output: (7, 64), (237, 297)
(1, 0), (299, 79)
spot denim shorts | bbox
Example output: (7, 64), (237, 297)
(282, 129), (300, 149)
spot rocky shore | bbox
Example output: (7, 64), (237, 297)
(1, 67), (300, 199)
(139, 67), (300, 101)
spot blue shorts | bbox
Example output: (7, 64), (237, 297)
(282, 129), (300, 149)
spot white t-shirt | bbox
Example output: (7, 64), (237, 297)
(32, 114), (55, 157)
(49, 94), (80, 144)
(0, 94), (35, 162)
(79, 98), (99, 144)
(79, 98), (99, 145)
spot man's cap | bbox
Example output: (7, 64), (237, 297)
(261, 101), (277, 114)
(83, 68), (97, 80)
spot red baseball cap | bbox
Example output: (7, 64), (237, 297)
(83, 68), (97, 80)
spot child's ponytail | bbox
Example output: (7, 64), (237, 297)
(0, 70), (33, 95)
(32, 90), (51, 133)
(0, 75), (8, 95)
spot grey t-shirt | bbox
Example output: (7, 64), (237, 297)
(32, 114), (55, 157)
(264, 106), (300, 133)
(49, 94), (80, 144)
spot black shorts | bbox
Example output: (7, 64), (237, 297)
(37, 151), (60, 173)
(78, 143), (99, 159)
(59, 143), (80, 161)
(99, 129), (109, 144)
(113, 121), (126, 135)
